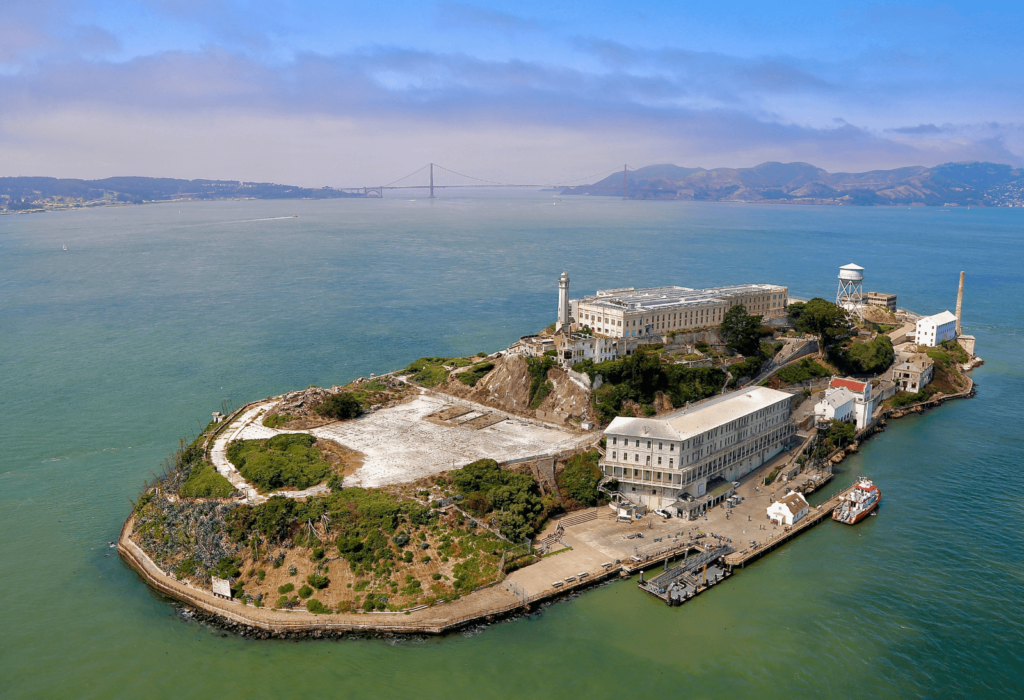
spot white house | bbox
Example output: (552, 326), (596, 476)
(915, 311), (958, 347)
(828, 377), (875, 430)
(814, 387), (857, 425)
(767, 492), (809, 526)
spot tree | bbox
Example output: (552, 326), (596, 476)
(316, 393), (363, 420)
(719, 305), (764, 356)
(792, 298), (853, 350)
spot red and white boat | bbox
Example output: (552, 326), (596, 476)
(832, 477), (880, 525)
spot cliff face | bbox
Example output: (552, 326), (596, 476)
(437, 355), (592, 426)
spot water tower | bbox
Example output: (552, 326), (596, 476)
(836, 263), (864, 319)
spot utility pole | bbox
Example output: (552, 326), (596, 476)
(623, 164), (628, 200)
(430, 163), (435, 199)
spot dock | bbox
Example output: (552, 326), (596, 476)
(724, 484), (856, 567)
(639, 545), (734, 605)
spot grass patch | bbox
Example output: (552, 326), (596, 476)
(262, 413), (293, 429)
(457, 362), (495, 387)
(227, 433), (333, 492)
(315, 393), (363, 421)
(179, 462), (234, 499)
(541, 546), (573, 558)
(557, 451), (602, 507)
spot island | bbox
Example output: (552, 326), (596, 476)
(119, 265), (980, 638)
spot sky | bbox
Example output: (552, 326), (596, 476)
(1, 0), (1022, 186)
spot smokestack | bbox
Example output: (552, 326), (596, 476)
(955, 271), (965, 335)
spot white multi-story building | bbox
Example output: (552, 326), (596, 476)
(814, 387), (857, 425)
(600, 387), (796, 519)
(915, 311), (958, 347)
(574, 283), (789, 339)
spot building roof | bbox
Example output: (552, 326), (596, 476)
(830, 377), (867, 393)
(918, 310), (957, 327)
(840, 263), (864, 271)
(605, 387), (792, 441)
(579, 283), (787, 313)
(895, 355), (934, 372)
(774, 492), (808, 513)
(817, 387), (856, 410)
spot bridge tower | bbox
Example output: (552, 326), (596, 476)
(429, 163), (435, 199)
(556, 270), (570, 332)
(623, 164), (628, 200)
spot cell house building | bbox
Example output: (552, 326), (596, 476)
(600, 387), (796, 519)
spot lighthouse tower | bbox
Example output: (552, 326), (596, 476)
(556, 270), (570, 332)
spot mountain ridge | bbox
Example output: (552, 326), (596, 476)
(563, 161), (1024, 206)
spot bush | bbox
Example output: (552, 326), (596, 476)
(179, 462), (234, 499)
(452, 459), (544, 540)
(175, 558), (198, 577)
(262, 413), (293, 429)
(298, 584), (313, 599)
(525, 357), (556, 408)
(835, 335), (894, 375)
(278, 583), (295, 594)
(432, 573), (442, 580)
(213, 556), (241, 579)
(315, 393), (363, 421)
(457, 362), (495, 387)
(307, 573), (330, 589)
(227, 434), (333, 492)
(776, 358), (831, 385)
(413, 365), (449, 387)
(306, 598), (328, 614)
(558, 451), (602, 507)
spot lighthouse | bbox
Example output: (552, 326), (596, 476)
(556, 270), (570, 332)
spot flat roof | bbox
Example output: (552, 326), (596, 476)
(579, 283), (787, 312)
(605, 387), (792, 441)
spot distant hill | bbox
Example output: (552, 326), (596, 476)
(562, 161), (1024, 206)
(0, 176), (361, 212)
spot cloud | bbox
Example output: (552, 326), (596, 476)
(888, 123), (946, 135)
(434, 3), (542, 34)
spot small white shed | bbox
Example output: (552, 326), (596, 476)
(767, 492), (809, 526)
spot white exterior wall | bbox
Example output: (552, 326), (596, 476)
(767, 497), (808, 525)
(915, 313), (958, 347)
(602, 390), (795, 509)
(814, 388), (856, 424)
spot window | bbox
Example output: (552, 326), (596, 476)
(635, 440), (640, 447)
(658, 442), (663, 450)
(612, 437), (617, 445)
(646, 456), (651, 465)
(635, 454), (639, 462)
(647, 441), (651, 449)
(670, 444), (674, 451)
(669, 458), (674, 467)
(657, 456), (662, 465)
(612, 451), (617, 459)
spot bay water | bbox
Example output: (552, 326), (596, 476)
(2, 193), (1021, 698)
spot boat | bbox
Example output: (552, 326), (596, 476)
(62, 243), (67, 251)
(832, 477), (880, 525)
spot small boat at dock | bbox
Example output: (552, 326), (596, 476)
(832, 477), (880, 525)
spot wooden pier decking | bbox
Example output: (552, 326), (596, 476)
(724, 484), (856, 567)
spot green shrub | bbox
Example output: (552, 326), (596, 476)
(278, 583), (295, 594)
(179, 462), (234, 499)
(262, 413), (293, 429)
(306, 598), (328, 614)
(316, 393), (364, 421)
(226, 434), (332, 492)
(213, 556), (241, 579)
(835, 335), (894, 375)
(307, 573), (330, 589)
(457, 362), (495, 387)
(452, 459), (543, 540)
(557, 451), (602, 507)
(298, 584), (313, 599)
(175, 558), (198, 577)
(413, 365), (449, 387)
(776, 358), (831, 385)
(525, 357), (556, 409)
(403, 551), (414, 563)
(432, 573), (442, 580)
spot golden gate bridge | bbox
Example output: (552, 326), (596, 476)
(336, 163), (638, 198)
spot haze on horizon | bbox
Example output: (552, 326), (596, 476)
(2, 0), (1022, 188)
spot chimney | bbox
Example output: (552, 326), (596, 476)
(955, 271), (965, 335)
